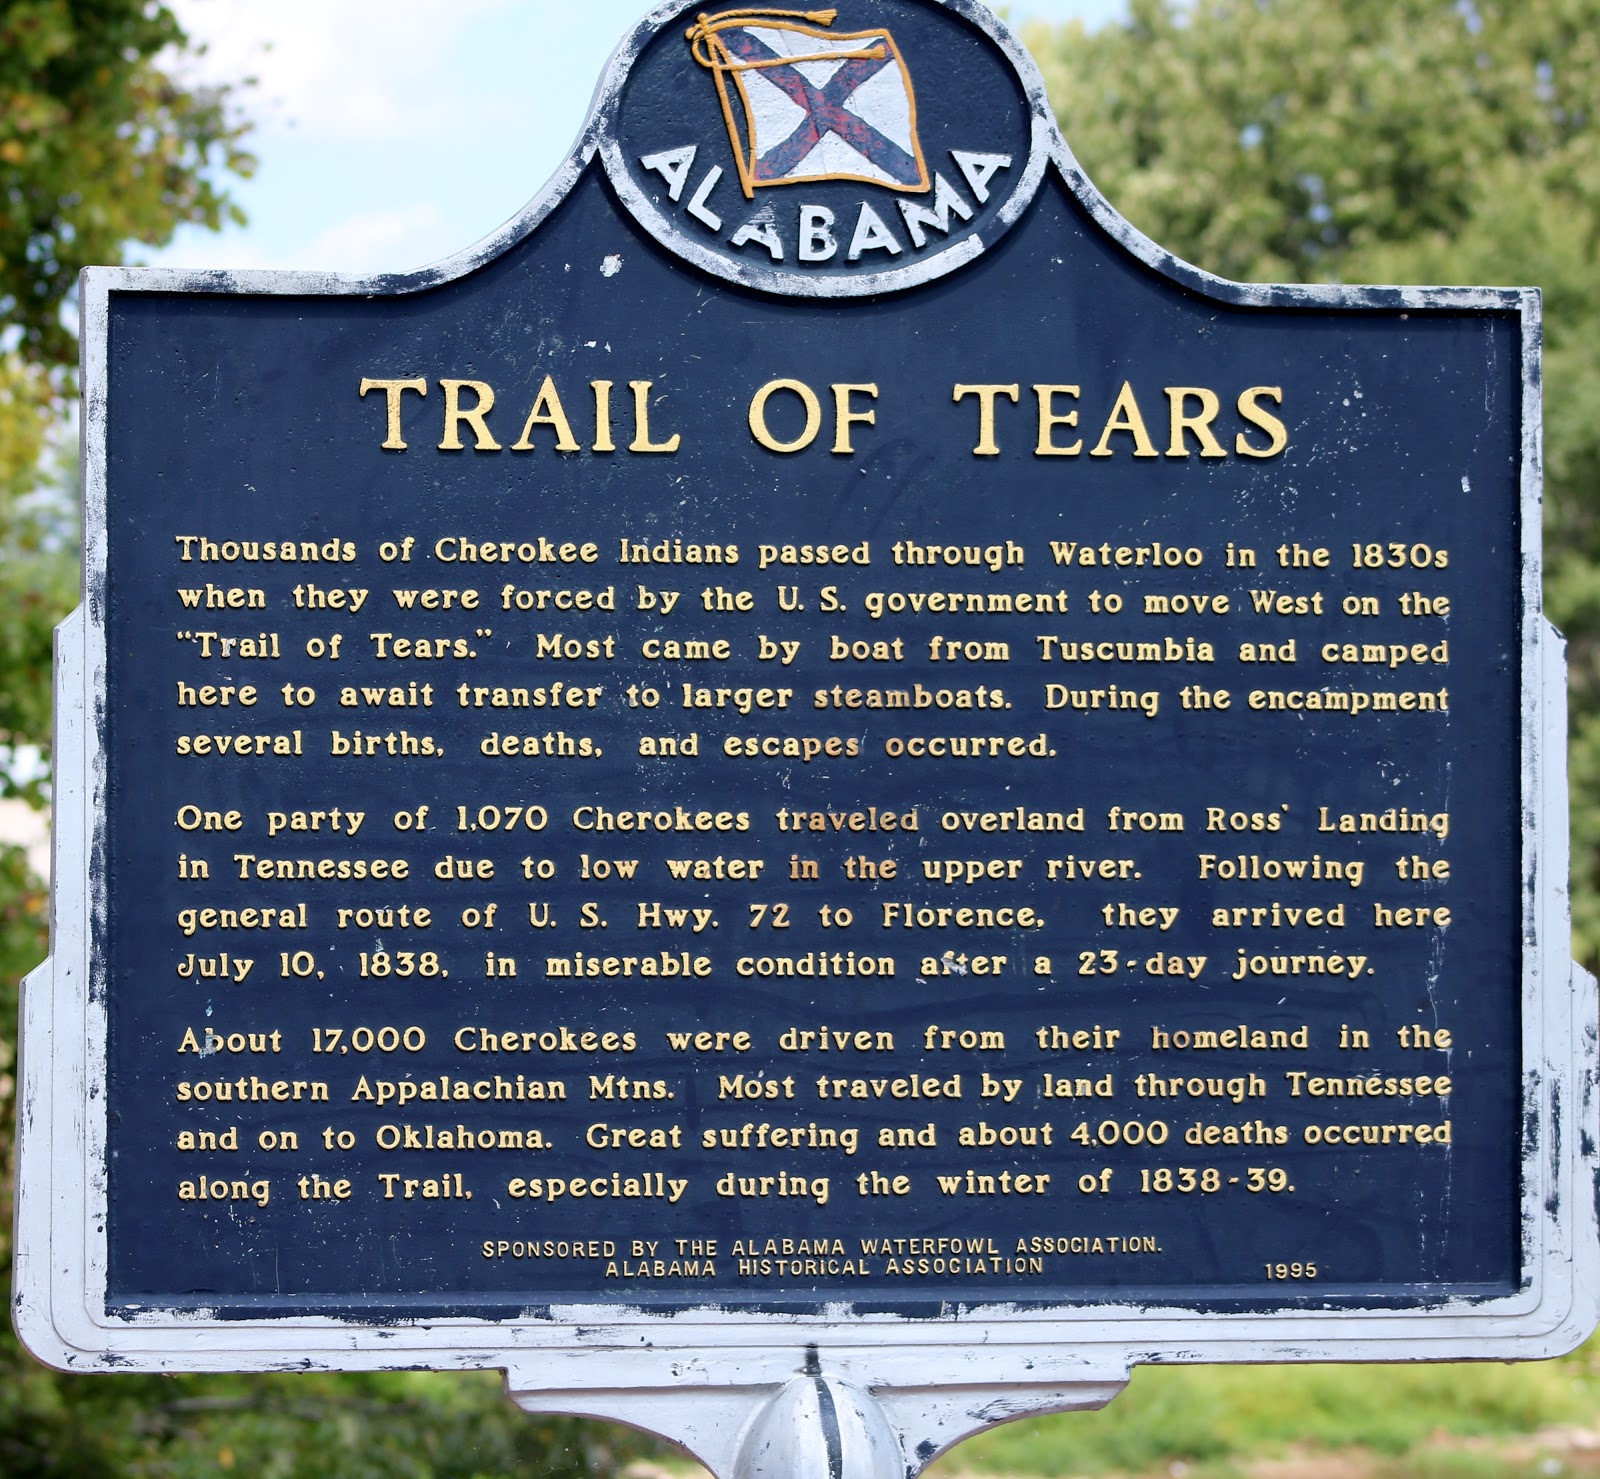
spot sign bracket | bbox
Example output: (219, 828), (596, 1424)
(505, 1356), (1131, 1478)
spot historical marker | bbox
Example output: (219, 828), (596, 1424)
(16, 0), (1598, 1472)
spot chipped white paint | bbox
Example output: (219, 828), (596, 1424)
(12, 0), (1596, 1473)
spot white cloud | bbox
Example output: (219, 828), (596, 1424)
(132, 228), (282, 273)
(142, 201), (449, 275)
(165, 0), (526, 140)
(295, 202), (450, 273)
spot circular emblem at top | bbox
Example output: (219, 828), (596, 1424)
(600, 0), (1051, 295)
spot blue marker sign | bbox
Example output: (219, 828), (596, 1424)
(15, 0), (1596, 1471)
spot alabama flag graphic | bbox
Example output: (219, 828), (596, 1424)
(688, 8), (931, 197)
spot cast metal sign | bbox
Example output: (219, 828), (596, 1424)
(15, 0), (1598, 1472)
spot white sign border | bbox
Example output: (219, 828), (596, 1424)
(14, 0), (1598, 1469)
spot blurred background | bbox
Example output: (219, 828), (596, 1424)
(4, 0), (1600, 1473)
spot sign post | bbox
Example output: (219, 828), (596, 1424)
(16, 0), (1598, 1472)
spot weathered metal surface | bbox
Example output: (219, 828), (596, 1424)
(11, 0), (1596, 1470)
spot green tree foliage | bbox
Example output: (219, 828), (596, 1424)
(0, 4), (662, 1472)
(0, 0), (253, 367)
(1027, 0), (1600, 962)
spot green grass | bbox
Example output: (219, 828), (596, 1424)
(926, 1338), (1600, 1478)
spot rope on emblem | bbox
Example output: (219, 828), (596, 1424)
(687, 10), (886, 72)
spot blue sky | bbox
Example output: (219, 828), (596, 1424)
(152, 0), (1123, 277)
